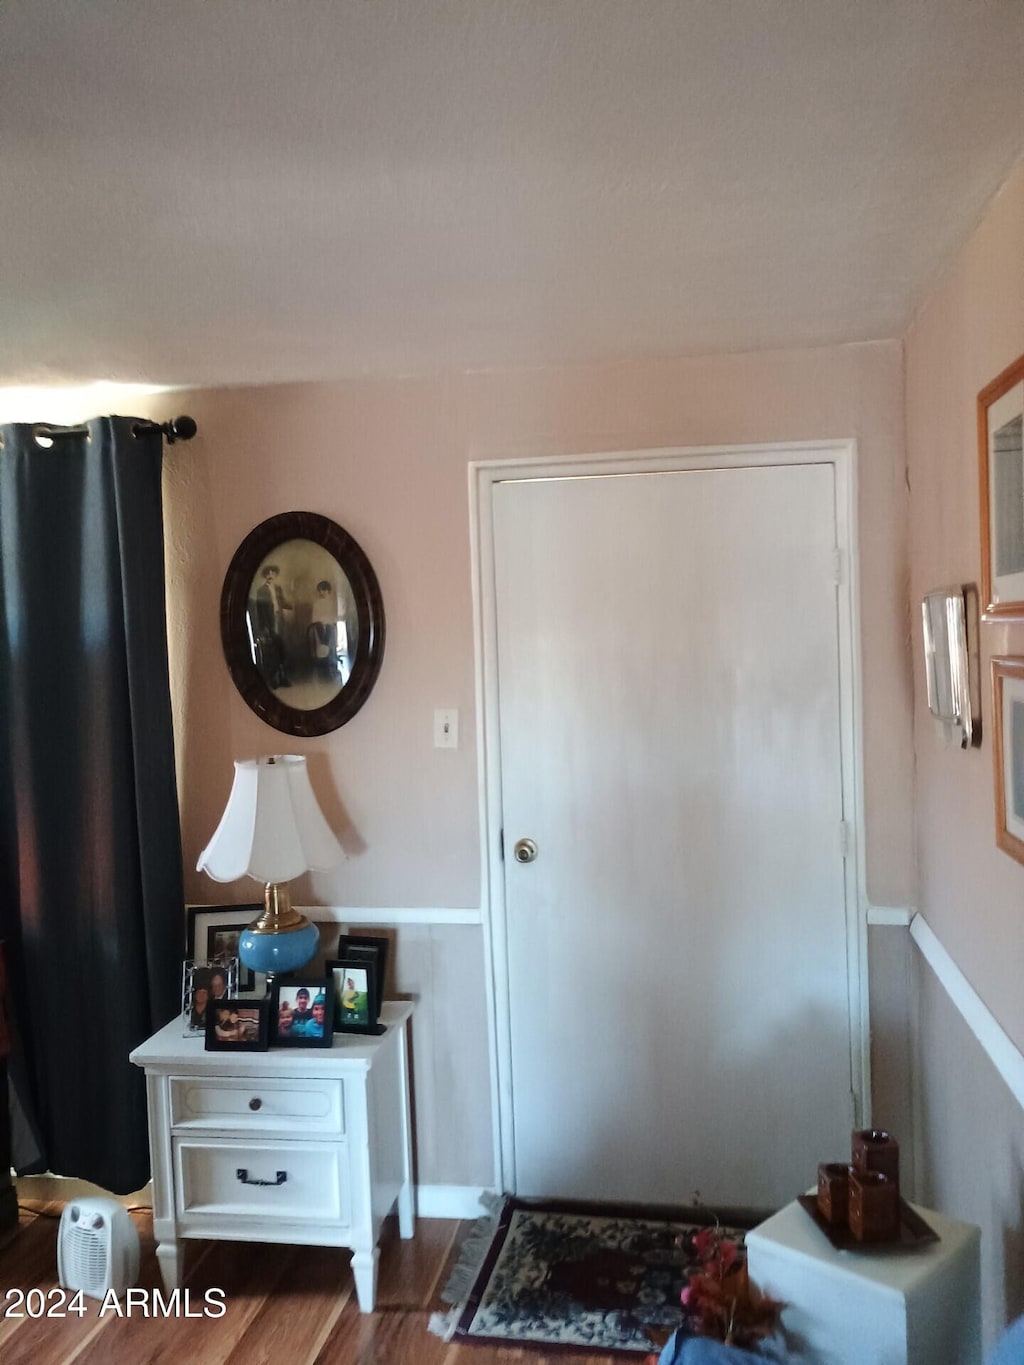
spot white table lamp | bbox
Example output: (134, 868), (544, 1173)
(197, 755), (344, 979)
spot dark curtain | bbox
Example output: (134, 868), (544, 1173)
(0, 415), (183, 1193)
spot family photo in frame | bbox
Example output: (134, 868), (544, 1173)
(335, 933), (388, 1018)
(205, 999), (270, 1051)
(271, 979), (333, 1047)
(327, 959), (383, 1035)
(181, 959), (236, 1036)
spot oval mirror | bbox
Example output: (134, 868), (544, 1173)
(220, 511), (386, 736)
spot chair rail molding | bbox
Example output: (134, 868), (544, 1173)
(867, 906), (914, 926)
(297, 906), (482, 927)
(910, 911), (1024, 1112)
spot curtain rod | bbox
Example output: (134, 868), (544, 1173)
(29, 415), (199, 445)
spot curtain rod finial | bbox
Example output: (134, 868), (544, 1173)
(166, 415), (197, 444)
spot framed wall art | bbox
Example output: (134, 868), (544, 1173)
(978, 352), (1024, 619)
(219, 511), (386, 737)
(921, 584), (981, 748)
(186, 904), (263, 994)
(991, 657), (1024, 865)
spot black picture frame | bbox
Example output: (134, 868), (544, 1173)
(270, 978), (333, 1048)
(327, 959), (384, 1035)
(186, 905), (261, 994)
(220, 511), (386, 737)
(335, 933), (389, 1017)
(205, 999), (270, 1052)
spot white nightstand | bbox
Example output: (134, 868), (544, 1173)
(746, 1196), (981, 1365)
(130, 999), (414, 1313)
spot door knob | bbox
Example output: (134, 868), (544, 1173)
(513, 838), (538, 864)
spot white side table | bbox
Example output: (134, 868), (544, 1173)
(746, 1197), (981, 1365)
(130, 999), (414, 1313)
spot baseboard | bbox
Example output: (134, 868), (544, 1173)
(416, 1185), (495, 1219)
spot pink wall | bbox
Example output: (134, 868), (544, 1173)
(907, 165), (1024, 1043)
(154, 340), (913, 1194)
(0, 337), (916, 1195)
(905, 161), (1024, 1343)
(163, 341), (913, 914)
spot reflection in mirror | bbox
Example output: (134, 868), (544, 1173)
(246, 539), (360, 712)
(220, 511), (385, 737)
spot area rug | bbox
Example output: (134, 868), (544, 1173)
(430, 1195), (759, 1356)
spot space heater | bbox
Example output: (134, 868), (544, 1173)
(57, 1198), (140, 1299)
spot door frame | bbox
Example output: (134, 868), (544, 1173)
(469, 441), (868, 1194)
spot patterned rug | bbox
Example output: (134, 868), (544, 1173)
(430, 1196), (758, 1356)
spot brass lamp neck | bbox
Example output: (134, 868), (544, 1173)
(250, 881), (308, 935)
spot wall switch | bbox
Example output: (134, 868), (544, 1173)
(434, 708), (459, 749)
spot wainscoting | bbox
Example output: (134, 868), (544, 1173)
(909, 912), (1024, 1347)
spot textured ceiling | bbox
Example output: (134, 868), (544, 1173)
(1, 0), (1022, 387)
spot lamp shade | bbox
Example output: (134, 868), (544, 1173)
(197, 755), (345, 884)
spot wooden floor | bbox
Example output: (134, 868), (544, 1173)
(0, 1201), (637, 1364)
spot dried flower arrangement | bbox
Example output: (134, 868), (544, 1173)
(678, 1222), (783, 1349)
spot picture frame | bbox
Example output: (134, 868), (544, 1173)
(978, 351), (1024, 619)
(921, 584), (981, 749)
(270, 978), (333, 1047)
(327, 958), (383, 1035)
(181, 959), (237, 1037)
(219, 511), (386, 738)
(991, 657), (1024, 865)
(335, 933), (389, 1018)
(186, 904), (263, 994)
(204, 998), (270, 1051)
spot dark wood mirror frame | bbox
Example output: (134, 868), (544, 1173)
(220, 510), (386, 736)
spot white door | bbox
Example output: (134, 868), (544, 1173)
(491, 458), (855, 1208)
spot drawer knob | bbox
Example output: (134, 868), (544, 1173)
(248, 1097), (263, 1111)
(236, 1168), (287, 1187)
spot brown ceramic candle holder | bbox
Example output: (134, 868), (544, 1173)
(851, 1128), (900, 1188)
(816, 1162), (850, 1226)
(848, 1169), (900, 1242)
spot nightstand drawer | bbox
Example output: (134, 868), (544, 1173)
(169, 1076), (344, 1136)
(174, 1137), (350, 1225)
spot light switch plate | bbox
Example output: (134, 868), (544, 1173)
(434, 708), (459, 749)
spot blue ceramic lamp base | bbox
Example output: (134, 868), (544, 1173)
(238, 883), (320, 981)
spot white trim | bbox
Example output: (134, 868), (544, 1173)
(867, 905), (914, 927)
(295, 906), (481, 927)
(910, 912), (1024, 1112)
(470, 440), (868, 1192)
(832, 440), (870, 1125)
(469, 461), (510, 1197)
(416, 1185), (495, 1220)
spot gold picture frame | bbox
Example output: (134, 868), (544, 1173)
(979, 352), (1024, 619)
(991, 657), (1024, 865)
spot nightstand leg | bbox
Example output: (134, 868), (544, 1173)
(397, 1178), (414, 1239)
(156, 1240), (181, 1292)
(351, 1247), (380, 1313)
(396, 1016), (415, 1241)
